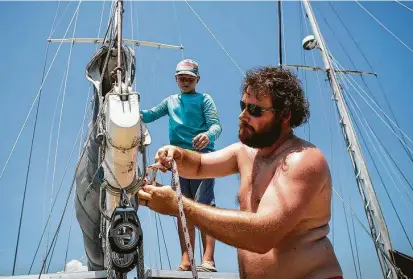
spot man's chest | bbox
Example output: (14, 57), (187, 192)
(238, 156), (278, 212)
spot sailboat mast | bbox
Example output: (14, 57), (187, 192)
(301, 1), (396, 278)
(116, 0), (123, 95)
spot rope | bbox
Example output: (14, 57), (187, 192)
(171, 160), (198, 279)
(184, 0), (245, 77)
(0, 1), (82, 184)
(355, 0), (413, 53)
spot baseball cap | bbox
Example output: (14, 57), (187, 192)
(175, 59), (199, 77)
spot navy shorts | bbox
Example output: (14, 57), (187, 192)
(179, 176), (215, 206)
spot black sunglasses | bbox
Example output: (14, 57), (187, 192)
(240, 100), (278, 117)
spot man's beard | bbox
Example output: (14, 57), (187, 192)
(238, 118), (282, 148)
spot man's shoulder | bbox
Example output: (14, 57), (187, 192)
(283, 143), (329, 182)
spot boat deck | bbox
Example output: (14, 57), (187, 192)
(0, 269), (240, 279)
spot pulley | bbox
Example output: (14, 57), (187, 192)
(111, 251), (138, 273)
(109, 216), (141, 253)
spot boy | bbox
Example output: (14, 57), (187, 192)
(140, 59), (222, 272)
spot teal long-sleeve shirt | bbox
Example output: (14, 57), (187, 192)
(140, 92), (222, 152)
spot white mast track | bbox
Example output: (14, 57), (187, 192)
(48, 38), (184, 50)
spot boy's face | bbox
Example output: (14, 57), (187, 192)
(176, 74), (199, 93)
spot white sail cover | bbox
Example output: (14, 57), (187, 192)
(75, 44), (150, 270)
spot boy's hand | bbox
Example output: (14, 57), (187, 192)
(193, 133), (210, 150)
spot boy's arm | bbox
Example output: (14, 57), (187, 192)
(202, 94), (222, 142)
(140, 97), (169, 123)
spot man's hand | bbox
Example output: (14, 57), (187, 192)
(192, 133), (210, 150)
(154, 145), (184, 172)
(138, 185), (179, 216)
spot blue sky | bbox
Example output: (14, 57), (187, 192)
(0, 1), (412, 278)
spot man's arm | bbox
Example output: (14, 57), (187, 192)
(156, 142), (241, 179)
(202, 94), (222, 142)
(140, 97), (168, 123)
(182, 148), (329, 253)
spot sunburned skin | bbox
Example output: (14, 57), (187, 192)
(234, 138), (342, 279)
(138, 136), (343, 279)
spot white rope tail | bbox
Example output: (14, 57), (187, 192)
(171, 160), (198, 279)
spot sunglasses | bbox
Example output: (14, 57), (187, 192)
(240, 100), (278, 117)
(177, 76), (196, 83)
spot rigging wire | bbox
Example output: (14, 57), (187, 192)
(28, 103), (96, 274)
(331, 56), (413, 151)
(172, 0), (185, 60)
(154, 211), (163, 269)
(35, 97), (104, 276)
(0, 1), (82, 184)
(394, 0), (413, 12)
(184, 0), (245, 77)
(342, 86), (413, 250)
(332, 186), (409, 279)
(349, 199), (363, 279)
(298, 2), (311, 142)
(323, 2), (413, 163)
(355, 0), (413, 53)
(50, 1), (73, 38)
(156, 213), (172, 270)
(12, 25), (51, 279)
(333, 58), (413, 208)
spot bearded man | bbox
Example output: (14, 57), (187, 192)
(138, 66), (343, 279)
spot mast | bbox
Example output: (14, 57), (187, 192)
(116, 0), (124, 99)
(277, 0), (282, 67)
(301, 1), (397, 278)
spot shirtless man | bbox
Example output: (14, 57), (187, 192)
(138, 66), (343, 279)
